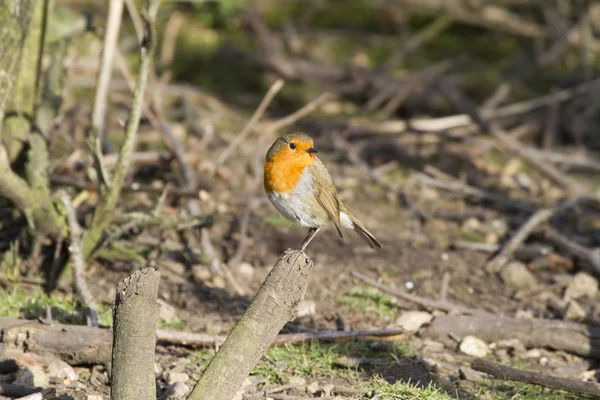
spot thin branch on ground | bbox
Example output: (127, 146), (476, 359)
(543, 226), (600, 275)
(351, 271), (469, 314)
(471, 358), (600, 396)
(58, 190), (98, 327)
(485, 196), (592, 272)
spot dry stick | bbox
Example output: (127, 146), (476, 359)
(214, 79), (284, 169)
(58, 190), (98, 327)
(15, 389), (56, 400)
(187, 250), (314, 400)
(543, 226), (600, 275)
(50, 175), (200, 198)
(83, 0), (160, 259)
(265, 91), (334, 133)
(350, 77), (600, 134)
(438, 82), (586, 196)
(485, 196), (593, 272)
(0, 316), (404, 365)
(351, 271), (469, 314)
(89, 0), (124, 185)
(471, 359), (600, 397)
(111, 268), (160, 400)
(413, 172), (534, 212)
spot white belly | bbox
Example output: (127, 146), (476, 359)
(266, 168), (354, 230)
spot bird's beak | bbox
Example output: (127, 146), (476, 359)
(306, 147), (318, 154)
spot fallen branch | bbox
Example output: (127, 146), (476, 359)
(543, 226), (600, 275)
(0, 317), (405, 366)
(471, 358), (600, 396)
(187, 250), (314, 400)
(485, 196), (591, 272)
(58, 190), (98, 327)
(351, 271), (469, 314)
(429, 313), (600, 359)
(111, 268), (160, 400)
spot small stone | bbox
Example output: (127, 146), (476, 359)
(15, 366), (48, 387)
(191, 264), (211, 282)
(459, 336), (489, 358)
(564, 300), (586, 321)
(495, 339), (525, 354)
(500, 261), (537, 289)
(47, 358), (78, 384)
(422, 340), (445, 353)
(165, 371), (189, 384)
(564, 272), (598, 300)
(322, 383), (335, 397)
(579, 370), (598, 381)
(166, 381), (190, 399)
(288, 376), (307, 386)
(459, 367), (487, 382)
(395, 311), (433, 332)
(515, 309), (534, 319)
(296, 300), (316, 318)
(158, 299), (179, 324)
(307, 381), (320, 395)
(237, 262), (255, 280)
(86, 395), (103, 400)
(540, 356), (549, 366)
(523, 349), (542, 359)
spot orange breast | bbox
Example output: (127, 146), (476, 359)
(264, 158), (307, 193)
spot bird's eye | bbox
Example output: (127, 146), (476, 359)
(289, 143), (296, 150)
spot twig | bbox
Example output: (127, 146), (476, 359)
(83, 0), (160, 258)
(413, 172), (534, 212)
(485, 196), (589, 272)
(264, 91), (334, 132)
(58, 190), (98, 327)
(351, 271), (469, 314)
(348, 77), (600, 134)
(543, 226), (600, 275)
(50, 175), (200, 198)
(438, 81), (587, 195)
(15, 388), (55, 400)
(215, 79), (284, 169)
(471, 358), (600, 396)
(89, 0), (124, 185)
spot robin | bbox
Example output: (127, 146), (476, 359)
(264, 132), (382, 251)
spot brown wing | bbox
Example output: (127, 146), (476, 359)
(310, 159), (343, 238)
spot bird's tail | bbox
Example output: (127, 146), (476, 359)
(348, 212), (382, 249)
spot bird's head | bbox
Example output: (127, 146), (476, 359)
(265, 132), (318, 168)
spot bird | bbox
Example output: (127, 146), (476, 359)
(264, 132), (382, 252)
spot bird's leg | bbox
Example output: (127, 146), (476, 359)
(299, 227), (321, 252)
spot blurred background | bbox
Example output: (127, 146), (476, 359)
(1, 0), (600, 399)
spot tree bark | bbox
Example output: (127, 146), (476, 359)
(110, 268), (160, 400)
(187, 250), (314, 400)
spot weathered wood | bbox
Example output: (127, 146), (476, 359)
(187, 250), (314, 400)
(429, 313), (600, 359)
(110, 268), (160, 400)
(472, 358), (600, 396)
